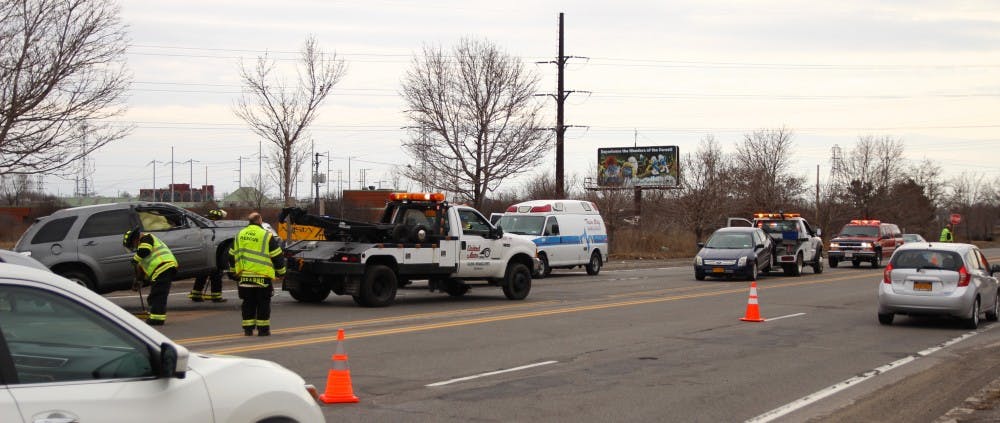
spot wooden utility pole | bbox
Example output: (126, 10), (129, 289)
(556, 12), (566, 198)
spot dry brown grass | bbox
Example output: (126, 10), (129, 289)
(608, 227), (699, 260)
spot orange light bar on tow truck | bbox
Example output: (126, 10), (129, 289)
(389, 192), (446, 202)
(753, 212), (800, 219)
(849, 219), (881, 226)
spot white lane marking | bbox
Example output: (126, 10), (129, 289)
(426, 360), (558, 387)
(745, 328), (987, 423)
(766, 313), (806, 322)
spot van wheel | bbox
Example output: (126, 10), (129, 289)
(538, 254), (552, 278)
(59, 269), (96, 291)
(585, 251), (602, 275)
(502, 262), (531, 300)
(357, 265), (397, 307)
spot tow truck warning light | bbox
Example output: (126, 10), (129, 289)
(753, 212), (801, 219)
(389, 192), (446, 202)
(849, 219), (881, 226)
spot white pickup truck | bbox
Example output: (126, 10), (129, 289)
(279, 193), (541, 307)
(729, 212), (824, 276)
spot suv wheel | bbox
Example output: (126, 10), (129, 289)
(59, 269), (96, 291)
(872, 253), (882, 268)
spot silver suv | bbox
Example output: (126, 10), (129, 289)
(13, 202), (245, 293)
(877, 242), (1000, 328)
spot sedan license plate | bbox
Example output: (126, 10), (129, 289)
(845, 252), (853, 258)
(913, 281), (932, 291)
(712, 267), (725, 273)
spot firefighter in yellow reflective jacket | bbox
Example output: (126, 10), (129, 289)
(229, 212), (286, 336)
(123, 227), (178, 326)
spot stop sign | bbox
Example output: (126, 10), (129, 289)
(950, 213), (962, 225)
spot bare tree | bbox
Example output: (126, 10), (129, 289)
(731, 127), (806, 213)
(234, 35), (346, 205)
(840, 135), (906, 217)
(0, 0), (131, 176)
(676, 135), (733, 241)
(400, 37), (551, 209)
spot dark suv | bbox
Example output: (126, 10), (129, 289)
(828, 219), (902, 268)
(13, 202), (245, 293)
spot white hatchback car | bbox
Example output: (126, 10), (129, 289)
(877, 242), (1000, 329)
(0, 263), (323, 423)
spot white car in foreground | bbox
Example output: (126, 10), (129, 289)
(0, 262), (323, 423)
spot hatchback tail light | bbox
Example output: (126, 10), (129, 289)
(958, 265), (971, 287)
(883, 263), (893, 284)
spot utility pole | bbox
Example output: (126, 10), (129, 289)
(555, 12), (566, 198)
(183, 159), (199, 202)
(235, 155), (251, 189)
(146, 160), (161, 201)
(313, 151), (326, 212)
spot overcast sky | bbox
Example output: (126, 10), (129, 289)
(54, 0), (1000, 198)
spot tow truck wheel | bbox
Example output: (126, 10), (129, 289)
(785, 254), (803, 277)
(287, 283), (331, 303)
(502, 262), (532, 300)
(812, 251), (824, 274)
(444, 279), (470, 297)
(358, 265), (398, 307)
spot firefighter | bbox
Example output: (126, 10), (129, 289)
(229, 212), (285, 336)
(940, 223), (954, 242)
(189, 208), (228, 303)
(123, 227), (178, 326)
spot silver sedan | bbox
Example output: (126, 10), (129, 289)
(877, 242), (1000, 328)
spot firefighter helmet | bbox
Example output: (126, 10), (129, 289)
(122, 226), (141, 249)
(207, 209), (227, 220)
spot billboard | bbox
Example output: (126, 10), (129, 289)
(597, 146), (679, 188)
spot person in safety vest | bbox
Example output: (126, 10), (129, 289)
(940, 223), (954, 242)
(123, 227), (178, 326)
(229, 212), (285, 336)
(189, 208), (228, 303)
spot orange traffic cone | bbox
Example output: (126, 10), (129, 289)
(739, 281), (766, 322)
(318, 328), (360, 404)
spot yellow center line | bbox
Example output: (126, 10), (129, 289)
(200, 272), (867, 355)
(177, 300), (562, 345)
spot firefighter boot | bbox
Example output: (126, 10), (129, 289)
(257, 326), (270, 336)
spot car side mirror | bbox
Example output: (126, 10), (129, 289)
(697, 242), (704, 248)
(815, 228), (822, 237)
(491, 226), (504, 239)
(159, 342), (189, 379)
(991, 264), (1000, 275)
(756, 243), (765, 249)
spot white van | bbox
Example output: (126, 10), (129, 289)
(496, 200), (609, 277)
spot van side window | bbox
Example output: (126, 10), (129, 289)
(30, 216), (77, 244)
(544, 217), (560, 236)
(79, 210), (133, 239)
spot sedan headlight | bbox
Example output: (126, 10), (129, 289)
(738, 256), (748, 267)
(695, 256), (703, 266)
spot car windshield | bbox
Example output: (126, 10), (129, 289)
(890, 250), (962, 271)
(705, 233), (753, 249)
(497, 215), (545, 235)
(839, 225), (878, 237)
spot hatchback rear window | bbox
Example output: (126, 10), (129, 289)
(30, 216), (77, 244)
(891, 250), (963, 271)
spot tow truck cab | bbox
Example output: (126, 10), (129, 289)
(827, 219), (902, 268)
(729, 212), (824, 276)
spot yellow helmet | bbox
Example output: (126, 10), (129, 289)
(122, 227), (140, 249)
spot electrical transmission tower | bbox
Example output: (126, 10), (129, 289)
(828, 144), (846, 193)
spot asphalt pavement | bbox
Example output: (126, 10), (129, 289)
(603, 257), (1000, 422)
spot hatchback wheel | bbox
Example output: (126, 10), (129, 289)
(964, 298), (980, 329)
(986, 293), (999, 322)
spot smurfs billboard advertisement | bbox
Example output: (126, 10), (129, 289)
(597, 146), (679, 188)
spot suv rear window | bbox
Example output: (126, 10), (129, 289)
(79, 209), (132, 239)
(891, 250), (963, 271)
(30, 216), (77, 244)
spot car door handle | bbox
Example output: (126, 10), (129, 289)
(83, 240), (96, 246)
(34, 411), (80, 423)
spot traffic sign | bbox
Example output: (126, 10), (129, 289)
(950, 213), (961, 225)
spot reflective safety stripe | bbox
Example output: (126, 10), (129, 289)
(255, 319), (270, 326)
(148, 314), (166, 321)
(242, 320), (255, 327)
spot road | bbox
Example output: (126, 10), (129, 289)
(102, 251), (1000, 422)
